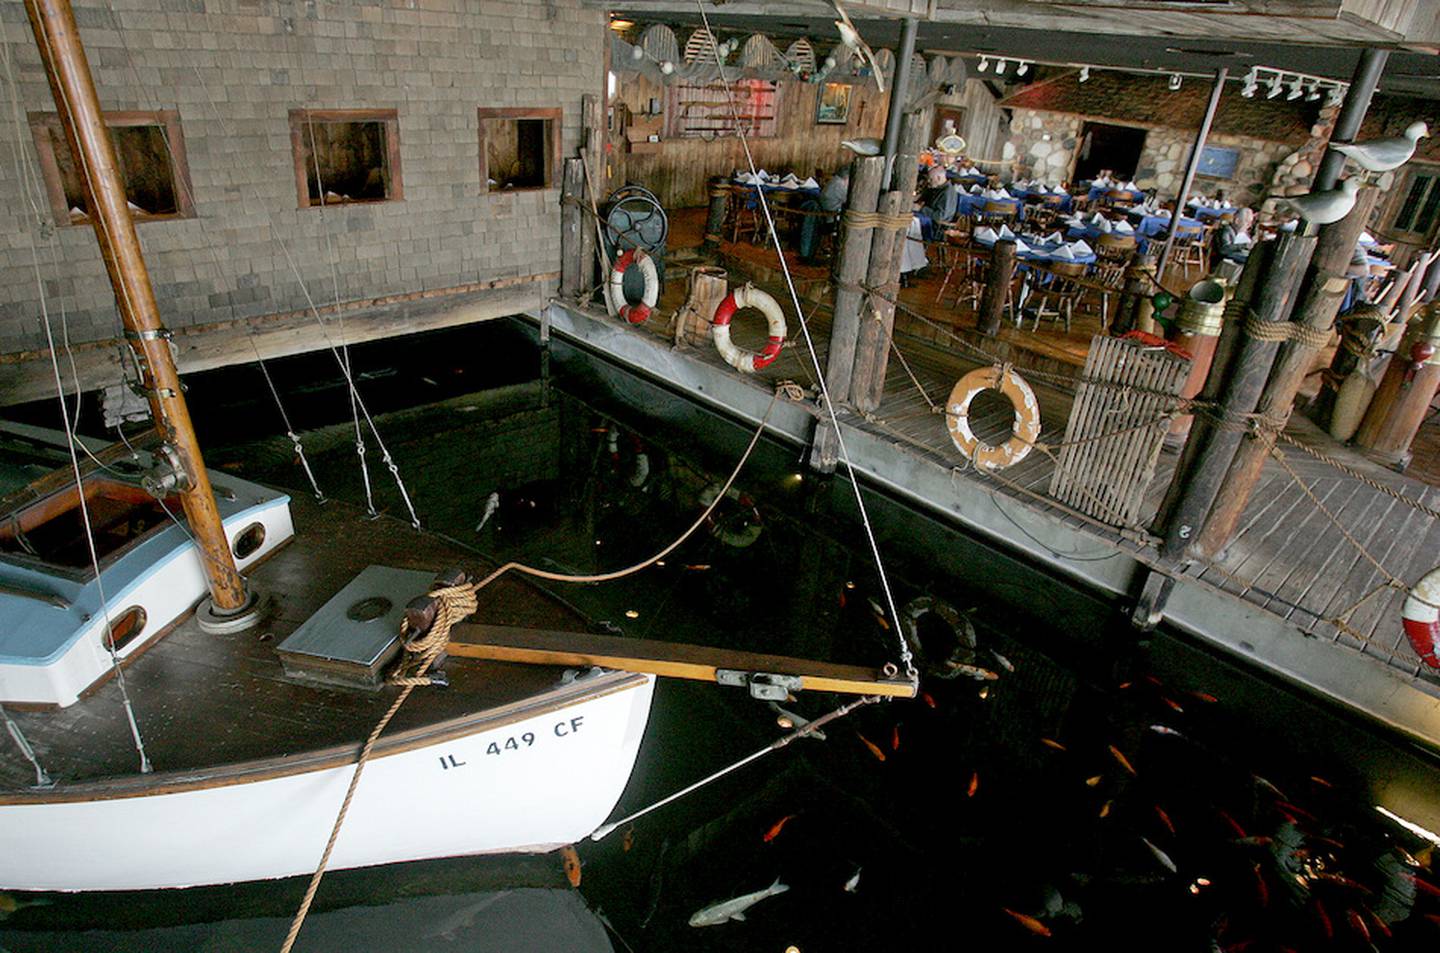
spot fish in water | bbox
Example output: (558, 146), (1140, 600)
(622, 826), (635, 852)
(1108, 745), (1137, 776)
(1154, 805), (1175, 834)
(1099, 800), (1113, 818)
(856, 732), (887, 762)
(1084, 775), (1103, 788)
(920, 691), (937, 709)
(947, 661), (999, 681)
(1041, 737), (1067, 752)
(866, 597), (890, 630)
(844, 867), (862, 893)
(1141, 837), (1177, 874)
(1148, 723), (1184, 738)
(841, 137), (882, 156)
(990, 648), (1014, 673)
(763, 814), (797, 843)
(1002, 908), (1052, 937)
(561, 845), (582, 887)
(689, 878), (790, 927)
(967, 771), (979, 797)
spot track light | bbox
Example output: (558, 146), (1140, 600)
(1079, 65), (1090, 83)
(1168, 73), (1182, 91)
(996, 58), (1007, 75)
(1241, 78), (1257, 98)
(1016, 60), (1029, 76)
(977, 56), (989, 73)
(1306, 82), (1320, 101)
(1287, 76), (1303, 100)
(1267, 74), (1283, 98)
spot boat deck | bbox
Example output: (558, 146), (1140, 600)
(0, 495), (599, 793)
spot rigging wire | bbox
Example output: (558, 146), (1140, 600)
(1, 7), (151, 774)
(691, 0), (916, 685)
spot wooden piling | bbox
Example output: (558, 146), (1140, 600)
(825, 155), (885, 402)
(1195, 190), (1376, 556)
(1157, 232), (1315, 562)
(701, 178), (729, 254)
(1353, 304), (1440, 468)
(579, 95), (600, 290)
(1110, 254), (1156, 337)
(976, 239), (1016, 338)
(559, 157), (585, 299)
(848, 187), (907, 411)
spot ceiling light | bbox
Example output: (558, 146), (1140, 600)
(1079, 65), (1090, 83)
(977, 56), (989, 73)
(1016, 60), (1029, 76)
(1287, 77), (1303, 100)
(1241, 81), (1256, 98)
(1168, 73), (1182, 91)
(996, 58), (1007, 75)
(1267, 74), (1284, 98)
(1306, 82), (1320, 101)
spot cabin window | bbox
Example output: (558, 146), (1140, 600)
(1393, 172), (1440, 237)
(28, 110), (195, 227)
(289, 109), (403, 208)
(0, 478), (180, 573)
(232, 522), (266, 560)
(665, 80), (779, 139)
(477, 107), (560, 192)
(105, 606), (148, 653)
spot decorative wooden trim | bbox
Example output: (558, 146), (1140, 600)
(287, 107), (404, 208)
(27, 109), (196, 226)
(477, 106), (562, 193)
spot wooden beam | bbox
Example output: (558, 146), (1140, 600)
(446, 623), (918, 698)
(0, 275), (556, 406)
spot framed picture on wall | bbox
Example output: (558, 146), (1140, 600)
(816, 83), (852, 125)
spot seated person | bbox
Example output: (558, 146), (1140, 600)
(1215, 207), (1254, 260)
(799, 167), (850, 264)
(920, 165), (959, 233)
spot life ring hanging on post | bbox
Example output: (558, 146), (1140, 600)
(712, 283), (787, 373)
(1401, 567), (1440, 669)
(945, 365), (1042, 471)
(699, 482), (763, 548)
(899, 596), (978, 680)
(605, 248), (660, 325)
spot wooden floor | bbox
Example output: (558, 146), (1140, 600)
(634, 234), (1440, 685)
(0, 496), (605, 793)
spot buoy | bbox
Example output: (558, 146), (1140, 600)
(712, 283), (787, 373)
(1329, 371), (1378, 442)
(899, 596), (978, 680)
(944, 365), (1041, 470)
(1401, 567), (1440, 669)
(699, 482), (763, 548)
(605, 248), (660, 325)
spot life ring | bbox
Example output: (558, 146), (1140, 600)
(899, 596), (977, 680)
(712, 284), (787, 373)
(699, 482), (763, 548)
(605, 248), (660, 325)
(1401, 568), (1440, 669)
(945, 365), (1041, 471)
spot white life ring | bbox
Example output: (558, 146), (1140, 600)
(605, 248), (660, 325)
(712, 284), (786, 373)
(899, 596), (978, 680)
(1401, 567), (1440, 669)
(699, 482), (763, 548)
(945, 365), (1041, 471)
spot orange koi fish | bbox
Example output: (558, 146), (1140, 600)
(763, 814), (797, 843)
(1154, 805), (1175, 834)
(857, 732), (886, 762)
(1252, 864), (1269, 907)
(967, 771), (979, 797)
(1188, 689), (1219, 704)
(561, 845), (582, 887)
(1313, 899), (1333, 940)
(1160, 696), (1185, 714)
(1217, 810), (1247, 839)
(1108, 745), (1137, 776)
(1002, 908), (1051, 937)
(1084, 775), (1103, 788)
(891, 724), (901, 752)
(622, 826), (635, 852)
(1040, 738), (1067, 752)
(1346, 909), (1370, 942)
(1309, 775), (1333, 788)
(920, 692), (937, 709)
(1099, 800), (1113, 818)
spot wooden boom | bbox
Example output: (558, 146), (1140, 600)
(447, 624), (917, 699)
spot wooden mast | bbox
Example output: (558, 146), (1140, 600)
(24, 0), (248, 612)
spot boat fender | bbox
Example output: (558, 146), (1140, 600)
(899, 596), (978, 680)
(945, 365), (1041, 471)
(605, 248), (660, 325)
(629, 452), (651, 488)
(698, 481), (763, 548)
(1401, 567), (1440, 669)
(712, 283), (787, 373)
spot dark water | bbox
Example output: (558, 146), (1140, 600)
(4, 320), (1440, 952)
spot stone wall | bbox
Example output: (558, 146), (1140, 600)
(1001, 108), (1082, 185)
(0, 0), (605, 356)
(1135, 127), (1291, 204)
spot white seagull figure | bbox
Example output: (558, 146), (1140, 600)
(1277, 177), (1362, 226)
(832, 0), (884, 93)
(1331, 121), (1429, 173)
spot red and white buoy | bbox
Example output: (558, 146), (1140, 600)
(711, 283), (786, 373)
(605, 248), (660, 325)
(1402, 568), (1440, 669)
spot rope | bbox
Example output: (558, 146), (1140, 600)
(841, 209), (914, 232)
(1273, 432), (1440, 521)
(1242, 310), (1335, 349)
(774, 379), (808, 401)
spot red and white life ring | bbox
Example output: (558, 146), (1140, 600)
(605, 248), (660, 325)
(712, 284), (787, 373)
(1401, 567), (1440, 669)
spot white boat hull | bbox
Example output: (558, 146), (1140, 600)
(0, 672), (653, 891)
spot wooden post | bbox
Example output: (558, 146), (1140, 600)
(1157, 232), (1316, 562)
(1153, 244), (1272, 530)
(1309, 188), (1386, 427)
(825, 156), (885, 402)
(25, 0), (247, 611)
(580, 95), (600, 290)
(976, 239), (1017, 337)
(1156, 68), (1227, 283)
(1195, 188), (1377, 554)
(559, 157), (585, 299)
(848, 187), (906, 411)
(673, 266), (728, 348)
(1111, 253), (1156, 336)
(853, 111), (928, 413)
(701, 178), (729, 253)
(1352, 304), (1440, 468)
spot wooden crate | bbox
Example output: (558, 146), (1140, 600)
(1048, 335), (1190, 528)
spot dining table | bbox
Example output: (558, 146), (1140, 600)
(971, 231), (1099, 314)
(955, 192), (1024, 219)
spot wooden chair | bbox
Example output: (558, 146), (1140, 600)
(933, 222), (972, 303)
(1093, 233), (1137, 328)
(727, 186), (764, 244)
(1029, 261), (1088, 333)
(1170, 221), (1209, 275)
(976, 200), (1018, 228)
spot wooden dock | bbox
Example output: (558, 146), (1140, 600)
(534, 271), (1440, 750)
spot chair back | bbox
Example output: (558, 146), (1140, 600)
(1173, 222), (1205, 242)
(1041, 192), (1068, 209)
(1046, 260), (1088, 279)
(1096, 233), (1137, 259)
(982, 200), (1016, 215)
(1104, 189), (1138, 207)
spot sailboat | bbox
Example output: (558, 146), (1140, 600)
(0, 0), (656, 894)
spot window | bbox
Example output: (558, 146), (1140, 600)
(665, 80), (779, 139)
(28, 110), (195, 226)
(477, 107), (560, 192)
(1393, 172), (1440, 237)
(289, 108), (403, 208)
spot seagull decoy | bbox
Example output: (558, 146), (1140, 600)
(841, 137), (882, 156)
(1277, 177), (1362, 225)
(1330, 121), (1429, 173)
(831, 0), (884, 92)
